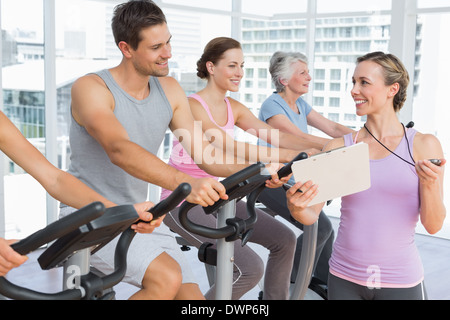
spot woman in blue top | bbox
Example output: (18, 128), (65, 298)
(258, 51), (353, 290)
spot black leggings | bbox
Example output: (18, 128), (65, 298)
(328, 273), (428, 300)
(164, 200), (297, 300)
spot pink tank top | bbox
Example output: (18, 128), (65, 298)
(160, 94), (235, 201)
(329, 129), (423, 288)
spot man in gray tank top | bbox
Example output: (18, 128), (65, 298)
(62, 1), (249, 300)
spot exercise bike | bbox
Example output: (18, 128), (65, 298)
(178, 152), (318, 300)
(0, 183), (191, 300)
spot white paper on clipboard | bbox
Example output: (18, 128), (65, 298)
(291, 142), (371, 206)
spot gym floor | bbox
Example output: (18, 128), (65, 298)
(4, 216), (450, 300)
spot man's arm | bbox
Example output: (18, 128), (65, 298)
(71, 74), (227, 207)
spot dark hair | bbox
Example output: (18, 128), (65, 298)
(196, 37), (242, 79)
(112, 0), (167, 50)
(357, 51), (410, 112)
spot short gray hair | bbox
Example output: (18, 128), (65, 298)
(269, 51), (308, 93)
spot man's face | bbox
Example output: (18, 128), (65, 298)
(130, 23), (173, 77)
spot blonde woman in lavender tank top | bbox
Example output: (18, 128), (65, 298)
(286, 52), (446, 300)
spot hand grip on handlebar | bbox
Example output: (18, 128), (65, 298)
(147, 183), (192, 220)
(219, 162), (267, 194)
(276, 152), (308, 179)
(179, 163), (265, 240)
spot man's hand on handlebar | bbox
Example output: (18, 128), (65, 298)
(186, 177), (228, 207)
(0, 238), (28, 277)
(264, 163), (292, 189)
(131, 201), (163, 234)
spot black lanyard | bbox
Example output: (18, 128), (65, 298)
(364, 123), (416, 167)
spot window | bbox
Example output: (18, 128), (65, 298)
(258, 69), (267, 79)
(2, 1), (44, 142)
(55, 0), (123, 172)
(313, 97), (324, 106)
(340, 27), (353, 38)
(323, 41), (336, 52)
(413, 11), (450, 237)
(330, 69), (341, 81)
(258, 80), (267, 89)
(328, 112), (339, 122)
(354, 40), (371, 52)
(314, 69), (325, 80)
(1, 0), (47, 238)
(312, 13), (390, 143)
(314, 82), (325, 91)
(330, 83), (341, 91)
(418, 0), (450, 9)
(355, 26), (371, 38)
(162, 0), (232, 11)
(257, 94), (266, 103)
(242, 0), (307, 15)
(329, 97), (340, 107)
(2, 0), (450, 241)
(317, 0), (391, 13)
(339, 41), (353, 52)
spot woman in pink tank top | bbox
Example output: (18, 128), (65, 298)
(286, 52), (446, 300)
(162, 37), (328, 300)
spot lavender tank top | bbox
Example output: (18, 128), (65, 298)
(329, 128), (423, 288)
(160, 94), (235, 201)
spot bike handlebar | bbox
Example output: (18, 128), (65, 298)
(0, 183), (191, 300)
(276, 152), (308, 178)
(148, 182), (192, 220)
(178, 152), (308, 243)
(11, 202), (105, 256)
(179, 162), (264, 241)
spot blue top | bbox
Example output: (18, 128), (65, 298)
(258, 92), (312, 148)
(258, 93), (312, 184)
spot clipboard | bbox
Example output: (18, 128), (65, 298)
(291, 142), (371, 206)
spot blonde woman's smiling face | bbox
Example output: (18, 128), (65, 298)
(351, 60), (395, 116)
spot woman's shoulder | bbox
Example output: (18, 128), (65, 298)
(261, 92), (282, 106)
(413, 131), (443, 159)
(323, 136), (346, 152)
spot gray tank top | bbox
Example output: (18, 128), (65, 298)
(66, 69), (173, 205)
